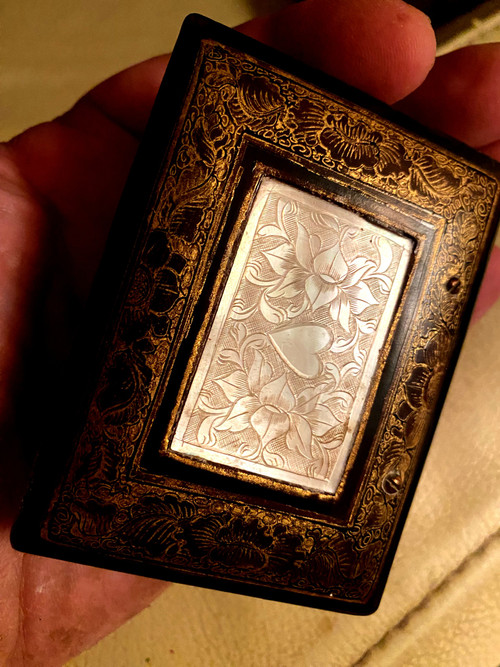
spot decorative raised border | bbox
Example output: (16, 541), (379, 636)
(14, 16), (500, 613)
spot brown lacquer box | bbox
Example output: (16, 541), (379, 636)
(12, 15), (500, 613)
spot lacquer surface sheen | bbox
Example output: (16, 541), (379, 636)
(171, 179), (413, 492)
(11, 15), (500, 615)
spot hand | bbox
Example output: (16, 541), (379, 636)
(1, 1), (499, 664)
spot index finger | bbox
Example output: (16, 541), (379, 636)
(85, 0), (435, 138)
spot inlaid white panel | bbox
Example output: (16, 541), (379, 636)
(170, 178), (413, 493)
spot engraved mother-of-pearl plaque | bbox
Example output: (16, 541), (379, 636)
(170, 178), (413, 493)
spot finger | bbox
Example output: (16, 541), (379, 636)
(478, 138), (500, 161)
(8, 111), (140, 298)
(395, 43), (500, 148)
(65, 0), (436, 140)
(86, 55), (171, 140)
(17, 556), (167, 666)
(7, 56), (169, 299)
(10, 0), (437, 179)
(239, 0), (436, 104)
(0, 148), (48, 417)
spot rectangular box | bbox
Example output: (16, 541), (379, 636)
(12, 14), (500, 613)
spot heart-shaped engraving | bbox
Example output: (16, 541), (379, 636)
(269, 324), (332, 378)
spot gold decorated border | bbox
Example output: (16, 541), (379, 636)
(43, 38), (499, 607)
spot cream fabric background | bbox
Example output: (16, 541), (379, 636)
(3, 2), (500, 665)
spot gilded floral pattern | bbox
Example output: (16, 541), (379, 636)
(44, 38), (499, 608)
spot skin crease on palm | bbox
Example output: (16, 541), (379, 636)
(1, 0), (500, 664)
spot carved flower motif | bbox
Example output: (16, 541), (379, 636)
(212, 349), (338, 457)
(232, 73), (284, 131)
(263, 223), (378, 332)
(97, 348), (152, 425)
(319, 115), (409, 174)
(192, 515), (273, 570)
(397, 332), (448, 444)
(320, 116), (381, 166)
(192, 514), (305, 572)
(410, 154), (461, 201)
